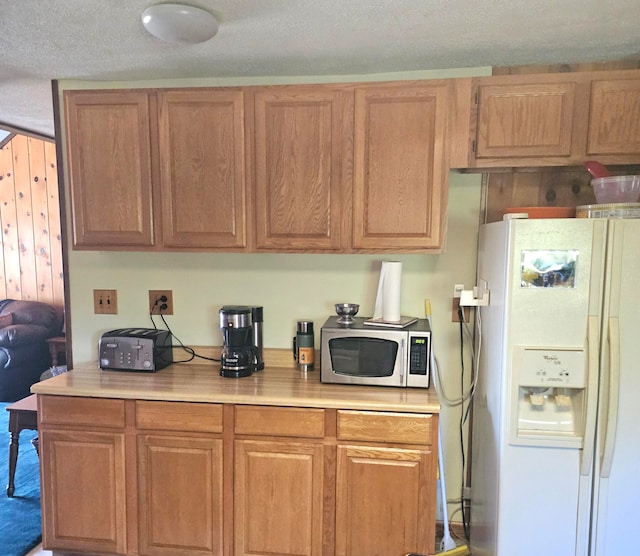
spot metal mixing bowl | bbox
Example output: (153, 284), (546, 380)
(335, 303), (359, 323)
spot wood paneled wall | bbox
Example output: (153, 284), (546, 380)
(0, 135), (64, 308)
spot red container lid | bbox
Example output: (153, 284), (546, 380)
(501, 206), (576, 219)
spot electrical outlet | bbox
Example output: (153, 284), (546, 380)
(451, 297), (471, 322)
(149, 290), (174, 315)
(94, 289), (118, 314)
(453, 284), (464, 298)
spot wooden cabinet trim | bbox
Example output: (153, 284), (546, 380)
(135, 400), (223, 433)
(235, 405), (325, 438)
(337, 410), (433, 445)
(39, 395), (125, 428)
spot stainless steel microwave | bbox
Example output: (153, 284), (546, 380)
(320, 316), (431, 388)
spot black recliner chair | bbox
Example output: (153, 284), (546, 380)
(0, 299), (64, 402)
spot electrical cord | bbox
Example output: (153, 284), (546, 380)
(149, 296), (221, 363)
(428, 300), (483, 544)
(457, 310), (469, 541)
(426, 307), (456, 552)
(458, 308), (473, 541)
(432, 305), (480, 407)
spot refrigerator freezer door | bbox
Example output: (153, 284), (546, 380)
(471, 218), (608, 556)
(591, 219), (640, 555)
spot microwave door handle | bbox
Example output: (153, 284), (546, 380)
(400, 338), (405, 385)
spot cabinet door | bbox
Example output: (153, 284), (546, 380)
(40, 430), (127, 554)
(587, 76), (640, 156)
(253, 86), (351, 251)
(64, 91), (155, 248)
(474, 78), (577, 160)
(137, 434), (224, 556)
(234, 439), (325, 556)
(335, 444), (434, 556)
(352, 82), (449, 251)
(158, 90), (247, 249)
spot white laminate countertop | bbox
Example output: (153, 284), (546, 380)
(31, 357), (440, 414)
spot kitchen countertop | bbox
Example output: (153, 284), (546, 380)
(31, 349), (440, 414)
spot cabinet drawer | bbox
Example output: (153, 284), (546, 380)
(337, 410), (433, 445)
(136, 401), (223, 433)
(40, 396), (125, 428)
(235, 405), (325, 438)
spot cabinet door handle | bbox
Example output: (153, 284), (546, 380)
(601, 317), (620, 479)
(580, 315), (599, 477)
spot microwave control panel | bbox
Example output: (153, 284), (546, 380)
(409, 336), (429, 375)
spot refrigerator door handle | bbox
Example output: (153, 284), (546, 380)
(601, 316), (621, 479)
(580, 315), (600, 476)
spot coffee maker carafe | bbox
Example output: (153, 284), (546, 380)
(219, 305), (263, 378)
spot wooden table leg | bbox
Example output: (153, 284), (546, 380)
(5, 394), (38, 497)
(7, 430), (19, 497)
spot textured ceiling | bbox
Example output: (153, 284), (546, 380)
(1, 0), (639, 137)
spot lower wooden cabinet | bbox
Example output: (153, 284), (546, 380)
(335, 410), (437, 556)
(39, 396), (128, 554)
(234, 440), (325, 556)
(38, 397), (437, 556)
(40, 429), (128, 554)
(137, 434), (224, 556)
(336, 445), (433, 556)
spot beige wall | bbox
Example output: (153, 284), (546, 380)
(68, 172), (481, 360)
(59, 67), (490, 521)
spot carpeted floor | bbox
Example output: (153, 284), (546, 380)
(0, 402), (42, 556)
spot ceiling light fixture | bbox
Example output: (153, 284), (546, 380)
(141, 4), (219, 44)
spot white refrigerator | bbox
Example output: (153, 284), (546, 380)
(469, 217), (640, 556)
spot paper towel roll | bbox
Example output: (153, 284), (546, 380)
(373, 261), (402, 322)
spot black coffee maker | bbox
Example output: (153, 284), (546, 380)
(219, 305), (263, 378)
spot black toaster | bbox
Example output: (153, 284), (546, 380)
(99, 328), (173, 372)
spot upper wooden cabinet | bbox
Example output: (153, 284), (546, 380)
(587, 75), (640, 156)
(64, 88), (248, 251)
(65, 91), (155, 248)
(352, 82), (449, 251)
(475, 79), (577, 159)
(158, 90), (247, 249)
(252, 81), (449, 252)
(252, 86), (352, 251)
(64, 80), (452, 253)
(455, 70), (640, 168)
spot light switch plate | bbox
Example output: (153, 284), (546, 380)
(94, 289), (118, 314)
